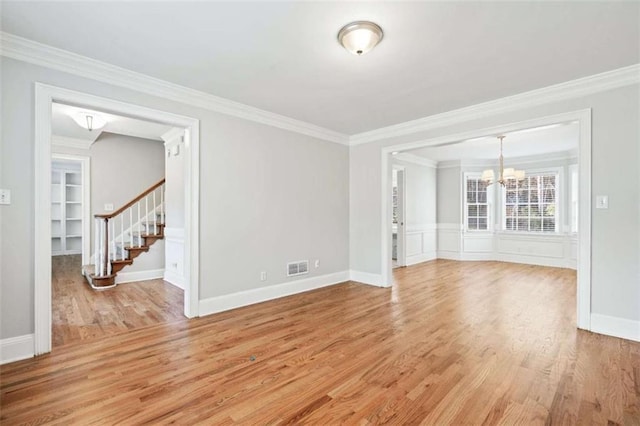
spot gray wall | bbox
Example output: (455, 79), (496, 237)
(91, 133), (165, 216)
(436, 166), (462, 225)
(0, 56), (350, 339)
(350, 84), (640, 323)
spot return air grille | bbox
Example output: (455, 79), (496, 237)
(287, 260), (309, 277)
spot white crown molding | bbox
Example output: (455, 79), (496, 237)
(350, 64), (640, 145)
(392, 153), (437, 168)
(161, 127), (184, 148)
(436, 150), (577, 169)
(51, 135), (93, 150)
(0, 32), (349, 145)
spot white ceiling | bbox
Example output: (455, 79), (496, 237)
(3, 2), (638, 135)
(405, 121), (579, 162)
(52, 103), (173, 142)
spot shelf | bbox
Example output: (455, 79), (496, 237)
(52, 167), (84, 253)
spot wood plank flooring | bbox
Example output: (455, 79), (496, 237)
(51, 255), (185, 347)
(2, 260), (639, 424)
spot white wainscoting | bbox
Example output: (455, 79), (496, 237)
(164, 227), (185, 289)
(436, 223), (463, 260)
(405, 225), (437, 266)
(436, 223), (577, 269)
(0, 334), (34, 365)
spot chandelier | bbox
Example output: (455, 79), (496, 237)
(481, 135), (525, 186)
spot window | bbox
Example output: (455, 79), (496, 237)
(465, 176), (490, 231)
(503, 174), (558, 232)
(569, 165), (578, 233)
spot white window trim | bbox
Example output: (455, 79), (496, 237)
(500, 166), (563, 234)
(568, 163), (579, 235)
(463, 172), (494, 233)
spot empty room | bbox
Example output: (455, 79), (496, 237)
(1, 1), (638, 424)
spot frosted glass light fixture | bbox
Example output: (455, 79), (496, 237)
(72, 112), (107, 131)
(338, 21), (383, 55)
(482, 136), (525, 187)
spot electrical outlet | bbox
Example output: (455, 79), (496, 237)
(314, 259), (320, 268)
(104, 203), (114, 211)
(0, 189), (10, 205)
(260, 271), (267, 281)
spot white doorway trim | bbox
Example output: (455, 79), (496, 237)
(51, 153), (91, 266)
(34, 83), (201, 355)
(392, 166), (406, 268)
(380, 109), (592, 330)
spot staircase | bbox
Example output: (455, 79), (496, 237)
(83, 179), (165, 290)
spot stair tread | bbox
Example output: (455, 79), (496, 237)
(124, 245), (150, 250)
(111, 259), (133, 264)
(89, 273), (117, 279)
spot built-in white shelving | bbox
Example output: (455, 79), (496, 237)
(51, 164), (83, 255)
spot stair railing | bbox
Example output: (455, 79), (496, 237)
(93, 179), (165, 277)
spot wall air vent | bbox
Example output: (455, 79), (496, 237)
(287, 260), (309, 277)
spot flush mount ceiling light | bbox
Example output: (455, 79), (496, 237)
(338, 21), (383, 55)
(72, 111), (107, 132)
(481, 135), (525, 187)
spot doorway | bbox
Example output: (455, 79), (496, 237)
(34, 84), (200, 355)
(380, 109), (592, 331)
(51, 155), (90, 265)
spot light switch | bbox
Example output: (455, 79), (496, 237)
(104, 203), (114, 211)
(596, 195), (608, 209)
(0, 189), (10, 205)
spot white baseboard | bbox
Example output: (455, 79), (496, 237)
(199, 270), (350, 316)
(435, 251), (576, 270)
(1, 334), (34, 365)
(405, 252), (437, 266)
(436, 251), (462, 261)
(590, 313), (640, 342)
(163, 270), (185, 289)
(116, 268), (165, 284)
(349, 270), (385, 287)
(497, 253), (575, 269)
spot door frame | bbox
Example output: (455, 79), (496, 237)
(392, 166), (406, 267)
(51, 153), (91, 265)
(380, 109), (592, 331)
(34, 83), (201, 355)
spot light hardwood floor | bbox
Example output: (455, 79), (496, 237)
(51, 255), (185, 347)
(2, 260), (639, 424)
